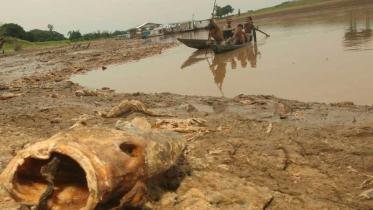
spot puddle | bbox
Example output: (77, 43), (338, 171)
(72, 6), (373, 105)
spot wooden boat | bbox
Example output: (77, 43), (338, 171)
(177, 38), (214, 50)
(212, 42), (252, 54)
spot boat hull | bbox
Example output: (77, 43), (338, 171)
(177, 38), (213, 50)
(212, 42), (252, 54)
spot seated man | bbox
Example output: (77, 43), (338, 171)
(223, 18), (234, 40)
(207, 19), (224, 44)
(233, 24), (246, 45)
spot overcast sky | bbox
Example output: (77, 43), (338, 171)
(0, 0), (286, 34)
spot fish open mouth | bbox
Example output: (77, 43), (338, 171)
(12, 153), (89, 210)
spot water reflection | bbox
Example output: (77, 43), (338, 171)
(181, 44), (260, 96)
(146, 30), (209, 45)
(344, 12), (373, 50)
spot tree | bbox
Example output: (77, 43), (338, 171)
(47, 24), (54, 32)
(112, 30), (126, 36)
(82, 30), (113, 40)
(26, 29), (65, 42)
(238, 9), (241, 16)
(68, 30), (82, 41)
(215, 5), (234, 18)
(0, 23), (26, 39)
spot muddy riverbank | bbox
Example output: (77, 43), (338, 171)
(233, 0), (373, 25)
(1, 1), (373, 209)
(1, 81), (373, 209)
(0, 39), (176, 85)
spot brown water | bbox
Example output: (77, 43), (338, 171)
(72, 7), (373, 105)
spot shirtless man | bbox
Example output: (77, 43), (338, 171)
(207, 19), (224, 44)
(244, 16), (255, 42)
(233, 24), (246, 45)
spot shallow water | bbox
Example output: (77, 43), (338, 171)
(72, 6), (373, 105)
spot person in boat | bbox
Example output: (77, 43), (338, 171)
(232, 24), (246, 45)
(223, 18), (234, 40)
(244, 16), (255, 42)
(207, 19), (224, 44)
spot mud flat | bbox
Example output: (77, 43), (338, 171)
(1, 81), (373, 209)
(1, 1), (373, 209)
(0, 39), (176, 84)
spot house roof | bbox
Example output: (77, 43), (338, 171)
(136, 22), (162, 29)
(126, 28), (137, 32)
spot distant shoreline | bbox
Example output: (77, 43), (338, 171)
(218, 0), (372, 23)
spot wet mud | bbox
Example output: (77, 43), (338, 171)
(1, 1), (373, 209)
(0, 82), (373, 209)
(0, 39), (176, 85)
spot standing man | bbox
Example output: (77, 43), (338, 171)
(244, 16), (256, 42)
(208, 19), (224, 44)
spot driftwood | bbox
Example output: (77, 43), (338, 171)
(100, 99), (169, 118)
(0, 125), (184, 210)
(71, 42), (90, 50)
(75, 89), (98, 97)
(0, 93), (23, 100)
(154, 118), (209, 133)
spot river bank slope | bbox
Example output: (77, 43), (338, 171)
(0, 0), (373, 209)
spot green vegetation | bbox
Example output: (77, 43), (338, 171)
(214, 5), (235, 18)
(0, 22), (126, 51)
(0, 23), (66, 43)
(0, 22), (130, 53)
(27, 29), (65, 42)
(2, 37), (71, 53)
(47, 24), (54, 32)
(67, 30), (82, 41)
(0, 23), (27, 40)
(82, 31), (112, 40)
(246, 0), (328, 16)
(112, 30), (128, 36)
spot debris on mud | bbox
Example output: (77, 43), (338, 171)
(115, 117), (152, 132)
(74, 89), (99, 97)
(177, 104), (198, 112)
(0, 84), (9, 90)
(330, 101), (355, 107)
(154, 118), (208, 133)
(100, 99), (168, 118)
(1, 84), (373, 210)
(0, 93), (22, 100)
(157, 171), (274, 210)
(360, 189), (373, 200)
